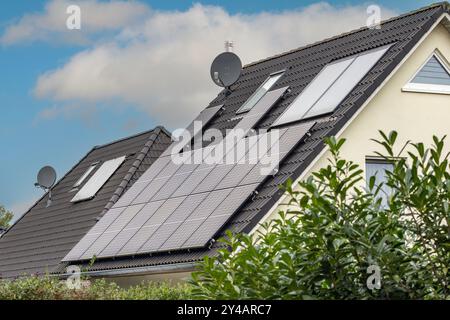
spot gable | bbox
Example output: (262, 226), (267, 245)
(412, 54), (450, 85)
(254, 17), (450, 235)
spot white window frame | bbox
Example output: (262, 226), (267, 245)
(402, 49), (450, 95)
(236, 70), (285, 114)
(365, 158), (395, 208)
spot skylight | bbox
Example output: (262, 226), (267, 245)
(403, 52), (450, 94)
(236, 70), (284, 114)
(272, 45), (392, 127)
(71, 156), (126, 203)
(72, 163), (98, 189)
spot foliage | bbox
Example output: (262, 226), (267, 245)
(0, 275), (193, 300)
(0, 204), (13, 229)
(191, 131), (450, 299)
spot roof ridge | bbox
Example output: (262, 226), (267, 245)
(100, 126), (171, 216)
(93, 127), (159, 150)
(244, 2), (449, 68)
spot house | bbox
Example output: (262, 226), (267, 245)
(0, 127), (172, 279)
(57, 2), (450, 286)
(2, 2), (450, 286)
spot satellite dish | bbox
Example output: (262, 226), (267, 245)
(36, 166), (57, 189)
(210, 52), (242, 88)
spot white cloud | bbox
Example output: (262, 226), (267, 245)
(27, 2), (396, 128)
(1, 0), (149, 45)
(35, 103), (99, 127)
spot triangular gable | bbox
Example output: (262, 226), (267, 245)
(404, 50), (450, 93)
(412, 54), (450, 85)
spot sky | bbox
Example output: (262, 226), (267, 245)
(0, 0), (436, 221)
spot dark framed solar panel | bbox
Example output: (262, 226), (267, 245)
(63, 88), (313, 262)
(160, 105), (223, 157)
(235, 86), (289, 134)
(137, 222), (180, 253)
(62, 207), (124, 261)
(171, 164), (215, 197)
(157, 219), (205, 252)
(152, 170), (193, 201)
(239, 122), (316, 186)
(108, 200), (165, 257)
(117, 225), (160, 256)
(182, 183), (259, 248)
(193, 163), (235, 193)
(141, 196), (186, 228)
(215, 129), (286, 190)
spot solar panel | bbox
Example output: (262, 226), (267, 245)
(236, 86), (288, 133)
(165, 192), (209, 223)
(62, 207), (124, 261)
(160, 105), (223, 157)
(171, 164), (215, 197)
(152, 170), (192, 201)
(215, 130), (285, 190)
(138, 222), (181, 253)
(272, 45), (391, 127)
(303, 45), (391, 119)
(71, 156), (126, 203)
(239, 122), (315, 185)
(182, 183), (259, 248)
(63, 86), (309, 262)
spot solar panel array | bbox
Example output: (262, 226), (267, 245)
(272, 44), (392, 127)
(63, 87), (317, 262)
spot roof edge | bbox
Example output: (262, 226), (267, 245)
(92, 126), (170, 150)
(245, 2), (449, 68)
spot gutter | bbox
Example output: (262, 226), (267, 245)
(59, 262), (197, 278)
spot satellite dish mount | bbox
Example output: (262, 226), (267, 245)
(210, 40), (242, 93)
(35, 166), (57, 207)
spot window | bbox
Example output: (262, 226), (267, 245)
(272, 44), (392, 127)
(72, 163), (98, 189)
(71, 156), (126, 203)
(366, 159), (394, 208)
(403, 51), (450, 94)
(236, 70), (284, 114)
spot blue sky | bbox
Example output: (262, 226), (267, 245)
(0, 0), (435, 219)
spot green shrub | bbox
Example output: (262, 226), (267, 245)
(0, 204), (13, 228)
(191, 132), (450, 299)
(0, 276), (193, 300)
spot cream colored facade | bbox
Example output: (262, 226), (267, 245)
(253, 16), (450, 235)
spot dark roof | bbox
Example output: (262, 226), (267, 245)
(0, 127), (172, 279)
(61, 2), (450, 274)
